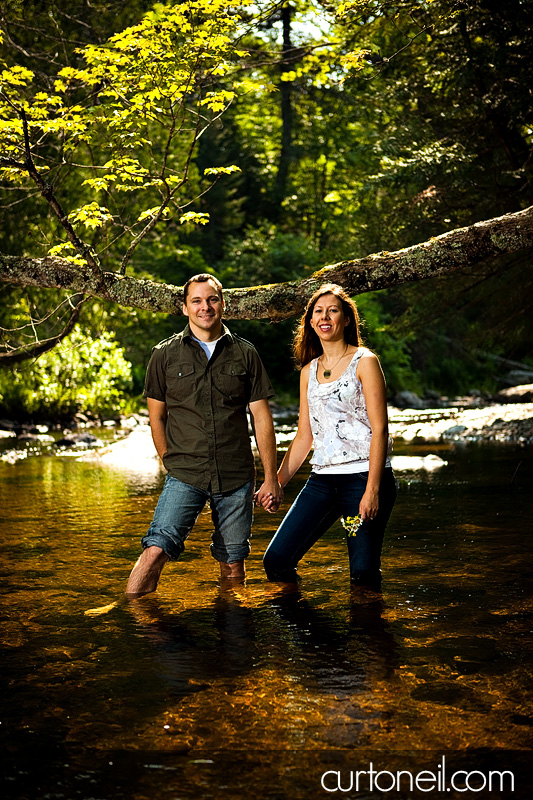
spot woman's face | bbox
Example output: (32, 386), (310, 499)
(309, 293), (349, 341)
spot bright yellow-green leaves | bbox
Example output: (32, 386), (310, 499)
(68, 202), (114, 230)
(137, 206), (171, 223)
(0, 0), (418, 268)
(54, 1), (248, 127)
(203, 165), (242, 176)
(200, 90), (236, 112)
(0, 0), (254, 262)
(1, 64), (34, 88)
(179, 211), (210, 225)
(47, 242), (89, 266)
(336, 0), (372, 15)
(340, 49), (372, 72)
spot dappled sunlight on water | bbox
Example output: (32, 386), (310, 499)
(1, 439), (532, 798)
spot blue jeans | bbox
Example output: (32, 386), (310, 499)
(141, 475), (254, 563)
(263, 469), (396, 586)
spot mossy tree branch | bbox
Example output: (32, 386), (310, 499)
(1, 206), (532, 326)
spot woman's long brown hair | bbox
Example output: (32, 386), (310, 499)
(293, 283), (362, 369)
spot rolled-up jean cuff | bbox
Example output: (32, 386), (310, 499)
(141, 531), (184, 561)
(210, 541), (251, 564)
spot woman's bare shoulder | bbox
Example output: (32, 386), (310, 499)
(356, 347), (385, 380)
(357, 346), (379, 362)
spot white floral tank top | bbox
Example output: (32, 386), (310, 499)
(308, 348), (392, 471)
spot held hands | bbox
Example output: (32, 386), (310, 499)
(254, 480), (284, 513)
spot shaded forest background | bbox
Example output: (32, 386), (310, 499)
(1, 0), (532, 420)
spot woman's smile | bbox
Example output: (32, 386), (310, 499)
(311, 293), (347, 339)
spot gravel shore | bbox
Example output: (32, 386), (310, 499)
(388, 402), (533, 445)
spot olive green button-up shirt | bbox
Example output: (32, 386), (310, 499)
(144, 324), (274, 493)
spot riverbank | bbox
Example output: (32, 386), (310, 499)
(1, 398), (532, 468)
(75, 399), (533, 476)
(388, 401), (533, 444)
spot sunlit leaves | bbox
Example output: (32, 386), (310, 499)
(203, 165), (242, 176)
(102, 156), (149, 182)
(200, 90), (236, 112)
(68, 202), (114, 230)
(340, 49), (372, 72)
(336, 0), (374, 15)
(0, 64), (34, 89)
(0, 326), (133, 418)
(47, 243), (89, 265)
(0, 0), (256, 263)
(179, 211), (210, 225)
(137, 206), (170, 223)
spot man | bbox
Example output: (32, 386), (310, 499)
(126, 273), (281, 595)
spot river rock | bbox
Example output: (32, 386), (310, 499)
(390, 454), (448, 471)
(497, 384), (533, 403)
(78, 426), (163, 474)
(443, 425), (468, 436)
(0, 419), (17, 432)
(55, 433), (104, 448)
(393, 390), (426, 409)
(17, 432), (41, 442)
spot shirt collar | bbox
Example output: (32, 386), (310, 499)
(181, 322), (233, 344)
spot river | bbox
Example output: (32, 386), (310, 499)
(1, 419), (531, 799)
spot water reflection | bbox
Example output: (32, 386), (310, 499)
(127, 590), (259, 692)
(1, 440), (532, 799)
(126, 585), (398, 698)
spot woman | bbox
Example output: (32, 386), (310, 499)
(262, 283), (396, 589)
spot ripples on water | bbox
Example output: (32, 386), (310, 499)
(0, 433), (532, 799)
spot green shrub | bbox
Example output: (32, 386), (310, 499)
(0, 326), (133, 421)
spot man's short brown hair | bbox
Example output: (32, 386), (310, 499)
(183, 273), (224, 303)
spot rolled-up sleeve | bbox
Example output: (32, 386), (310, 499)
(144, 347), (167, 402)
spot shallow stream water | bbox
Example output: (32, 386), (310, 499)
(1, 432), (532, 799)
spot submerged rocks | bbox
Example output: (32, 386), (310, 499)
(54, 432), (104, 448)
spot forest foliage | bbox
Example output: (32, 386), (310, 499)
(1, 0), (532, 419)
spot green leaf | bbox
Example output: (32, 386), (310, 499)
(179, 211), (210, 225)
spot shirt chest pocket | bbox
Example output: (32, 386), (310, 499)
(166, 363), (196, 400)
(218, 363), (248, 401)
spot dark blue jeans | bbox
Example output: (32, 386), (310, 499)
(263, 468), (396, 586)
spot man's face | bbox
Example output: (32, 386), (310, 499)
(183, 280), (224, 339)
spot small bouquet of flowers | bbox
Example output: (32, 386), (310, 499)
(341, 515), (362, 537)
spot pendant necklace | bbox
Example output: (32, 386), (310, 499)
(321, 344), (348, 379)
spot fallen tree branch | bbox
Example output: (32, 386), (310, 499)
(1, 205), (532, 322)
(0, 294), (86, 364)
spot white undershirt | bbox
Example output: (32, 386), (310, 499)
(192, 333), (222, 361)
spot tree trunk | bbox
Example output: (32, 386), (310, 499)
(272, 3), (294, 218)
(1, 205), (532, 322)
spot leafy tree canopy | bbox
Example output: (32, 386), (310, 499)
(1, 0), (532, 408)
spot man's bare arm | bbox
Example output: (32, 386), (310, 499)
(249, 398), (282, 512)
